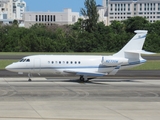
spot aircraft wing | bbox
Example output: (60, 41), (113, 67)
(63, 70), (108, 77)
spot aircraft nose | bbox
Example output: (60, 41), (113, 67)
(5, 65), (11, 71)
(5, 64), (14, 71)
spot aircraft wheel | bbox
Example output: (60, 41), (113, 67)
(80, 76), (89, 82)
(80, 76), (85, 82)
(28, 73), (32, 82)
(84, 79), (89, 82)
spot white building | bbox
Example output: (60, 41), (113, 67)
(23, 9), (79, 28)
(0, 0), (9, 20)
(12, 0), (26, 20)
(103, 0), (160, 25)
(0, 0), (26, 25)
(97, 5), (107, 23)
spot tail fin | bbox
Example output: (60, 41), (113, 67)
(113, 30), (148, 57)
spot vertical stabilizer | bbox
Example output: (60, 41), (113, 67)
(113, 30), (148, 57)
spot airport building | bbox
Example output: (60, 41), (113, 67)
(102, 0), (160, 25)
(23, 9), (79, 28)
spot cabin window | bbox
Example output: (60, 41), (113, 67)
(78, 61), (81, 64)
(59, 61), (61, 64)
(71, 61), (73, 64)
(52, 61), (54, 64)
(66, 61), (68, 64)
(75, 61), (77, 64)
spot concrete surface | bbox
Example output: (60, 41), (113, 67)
(0, 77), (160, 120)
(0, 70), (160, 78)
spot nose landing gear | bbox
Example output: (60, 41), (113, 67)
(28, 73), (32, 82)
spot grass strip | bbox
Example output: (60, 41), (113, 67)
(0, 60), (18, 69)
(130, 60), (160, 70)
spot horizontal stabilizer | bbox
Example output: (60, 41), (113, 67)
(134, 30), (148, 34)
(125, 50), (156, 55)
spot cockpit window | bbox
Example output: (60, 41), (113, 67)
(19, 59), (30, 62)
(26, 59), (30, 62)
(23, 59), (26, 62)
(19, 59), (23, 62)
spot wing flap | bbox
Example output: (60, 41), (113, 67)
(64, 70), (108, 77)
(108, 65), (121, 75)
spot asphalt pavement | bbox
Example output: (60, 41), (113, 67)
(0, 70), (160, 78)
(0, 77), (160, 120)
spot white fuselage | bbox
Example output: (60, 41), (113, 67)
(5, 55), (146, 76)
(5, 30), (152, 79)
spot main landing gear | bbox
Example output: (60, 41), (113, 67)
(79, 75), (90, 82)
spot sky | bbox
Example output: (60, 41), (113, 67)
(25, 0), (102, 12)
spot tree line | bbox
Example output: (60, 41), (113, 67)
(0, 16), (160, 52)
(0, 0), (160, 52)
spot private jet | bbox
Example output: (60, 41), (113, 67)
(5, 30), (154, 82)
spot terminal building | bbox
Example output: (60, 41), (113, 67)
(23, 9), (79, 28)
(102, 0), (160, 25)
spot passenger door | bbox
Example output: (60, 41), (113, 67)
(34, 58), (41, 73)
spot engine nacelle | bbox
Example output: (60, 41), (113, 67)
(102, 56), (128, 66)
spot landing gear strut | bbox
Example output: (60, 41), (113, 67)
(28, 73), (32, 82)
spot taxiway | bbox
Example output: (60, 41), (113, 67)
(0, 77), (160, 120)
